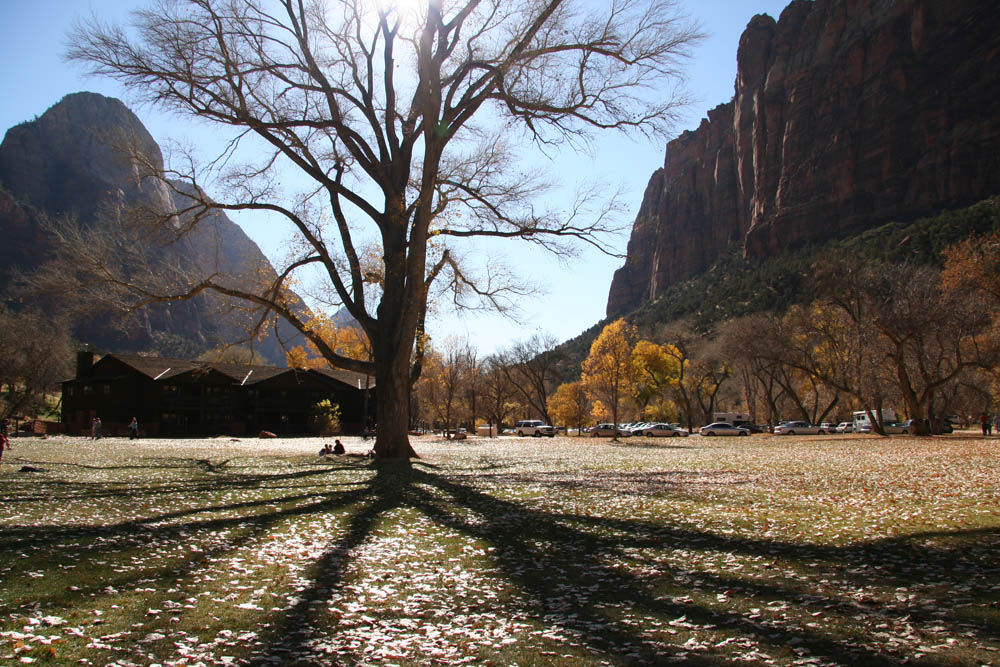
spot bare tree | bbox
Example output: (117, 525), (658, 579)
(458, 341), (481, 431)
(0, 308), (74, 421)
(66, 0), (701, 458)
(688, 337), (729, 425)
(718, 314), (779, 425)
(500, 333), (563, 423)
(422, 337), (467, 435)
(801, 258), (996, 435)
(481, 354), (518, 434)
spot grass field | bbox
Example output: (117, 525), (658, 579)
(1, 432), (998, 666)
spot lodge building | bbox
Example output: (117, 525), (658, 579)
(61, 351), (374, 437)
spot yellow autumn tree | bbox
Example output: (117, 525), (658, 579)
(581, 319), (638, 441)
(285, 315), (375, 430)
(285, 315), (373, 371)
(547, 381), (590, 436)
(590, 400), (610, 423)
(632, 339), (682, 416)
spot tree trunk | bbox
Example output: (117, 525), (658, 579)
(610, 381), (619, 442)
(893, 352), (927, 436)
(373, 339), (418, 459)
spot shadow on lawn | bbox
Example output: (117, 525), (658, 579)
(4, 460), (998, 665)
(0, 458), (369, 506)
(608, 438), (698, 450)
(0, 464), (379, 624)
(252, 464), (1000, 665)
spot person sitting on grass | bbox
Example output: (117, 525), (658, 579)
(333, 440), (345, 455)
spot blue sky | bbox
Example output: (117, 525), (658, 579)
(0, 0), (790, 354)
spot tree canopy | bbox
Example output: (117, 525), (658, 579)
(66, 0), (702, 457)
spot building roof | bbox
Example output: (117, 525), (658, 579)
(314, 366), (375, 389)
(77, 353), (374, 390)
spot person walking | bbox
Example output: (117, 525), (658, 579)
(129, 417), (139, 440)
(91, 417), (102, 440)
(980, 413), (989, 436)
(0, 418), (9, 464)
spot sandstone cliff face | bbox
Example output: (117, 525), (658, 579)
(608, 0), (1000, 317)
(0, 92), (304, 364)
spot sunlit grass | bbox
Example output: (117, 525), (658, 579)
(1, 433), (998, 665)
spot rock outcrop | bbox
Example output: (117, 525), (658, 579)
(608, 0), (1000, 317)
(0, 92), (305, 364)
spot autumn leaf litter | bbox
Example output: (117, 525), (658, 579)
(1, 433), (998, 665)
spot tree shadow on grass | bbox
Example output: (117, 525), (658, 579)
(250, 461), (418, 664)
(406, 469), (896, 665)
(4, 458), (998, 665)
(247, 463), (1000, 665)
(0, 463), (388, 645)
(608, 438), (698, 450)
(0, 459), (372, 505)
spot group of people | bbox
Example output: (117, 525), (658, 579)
(319, 440), (346, 456)
(89, 417), (141, 439)
(979, 414), (1000, 436)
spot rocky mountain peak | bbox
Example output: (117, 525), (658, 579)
(0, 92), (305, 364)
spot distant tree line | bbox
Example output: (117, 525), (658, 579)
(399, 225), (1000, 437)
(557, 197), (1000, 377)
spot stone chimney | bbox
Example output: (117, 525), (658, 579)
(76, 349), (95, 378)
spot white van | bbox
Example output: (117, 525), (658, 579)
(853, 409), (897, 433)
(713, 412), (752, 426)
(514, 420), (555, 437)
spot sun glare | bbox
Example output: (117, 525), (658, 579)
(368, 0), (431, 30)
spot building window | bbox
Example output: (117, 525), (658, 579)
(103, 384), (111, 395)
(82, 385), (93, 396)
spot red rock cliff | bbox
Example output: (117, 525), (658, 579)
(607, 0), (1000, 317)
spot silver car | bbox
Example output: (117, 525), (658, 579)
(640, 423), (690, 437)
(773, 421), (824, 435)
(699, 422), (750, 436)
(589, 423), (631, 437)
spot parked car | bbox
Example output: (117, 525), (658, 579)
(514, 420), (555, 437)
(819, 422), (838, 434)
(624, 422), (652, 435)
(638, 423), (690, 437)
(773, 421), (824, 435)
(744, 423), (769, 433)
(855, 422), (909, 434)
(590, 423), (632, 437)
(699, 422), (750, 436)
(835, 422), (853, 433)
